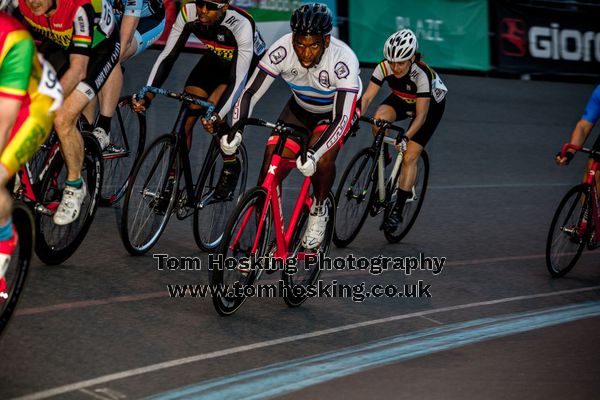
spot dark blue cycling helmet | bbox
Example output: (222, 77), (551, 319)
(290, 3), (333, 36)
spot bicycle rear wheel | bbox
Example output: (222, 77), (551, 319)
(0, 203), (34, 336)
(546, 184), (590, 277)
(193, 142), (248, 252)
(35, 133), (103, 265)
(384, 150), (429, 243)
(212, 187), (271, 316)
(120, 134), (180, 255)
(100, 96), (146, 206)
(283, 192), (335, 307)
(333, 148), (376, 248)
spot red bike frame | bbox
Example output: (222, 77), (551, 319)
(561, 143), (600, 239)
(230, 141), (315, 262)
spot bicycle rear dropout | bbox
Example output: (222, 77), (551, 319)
(546, 144), (600, 277)
(334, 116), (429, 247)
(120, 87), (248, 255)
(212, 118), (335, 316)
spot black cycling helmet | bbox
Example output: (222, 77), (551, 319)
(290, 3), (333, 36)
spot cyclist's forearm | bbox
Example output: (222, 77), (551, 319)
(313, 90), (358, 159)
(569, 120), (594, 147)
(232, 68), (273, 125)
(119, 16), (140, 60)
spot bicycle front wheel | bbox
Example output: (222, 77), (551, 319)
(212, 187), (271, 316)
(384, 150), (429, 243)
(193, 142), (248, 252)
(546, 184), (591, 277)
(36, 133), (103, 265)
(283, 192), (335, 307)
(0, 203), (34, 336)
(100, 96), (146, 206)
(333, 148), (376, 248)
(120, 134), (179, 255)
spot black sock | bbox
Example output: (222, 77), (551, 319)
(95, 114), (112, 133)
(394, 189), (412, 214)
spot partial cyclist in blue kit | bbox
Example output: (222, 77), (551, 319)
(86, 0), (166, 149)
(556, 85), (600, 190)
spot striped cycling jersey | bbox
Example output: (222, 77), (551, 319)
(18, 0), (116, 55)
(233, 33), (362, 159)
(370, 59), (447, 105)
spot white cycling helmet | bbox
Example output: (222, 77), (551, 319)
(383, 29), (418, 62)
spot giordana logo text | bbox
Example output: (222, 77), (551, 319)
(501, 18), (600, 62)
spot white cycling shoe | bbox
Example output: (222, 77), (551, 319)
(53, 182), (87, 225)
(92, 127), (110, 150)
(301, 201), (329, 249)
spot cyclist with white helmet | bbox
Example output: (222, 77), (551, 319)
(224, 3), (362, 249)
(361, 29), (447, 232)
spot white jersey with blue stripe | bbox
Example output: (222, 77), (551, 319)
(257, 33), (362, 114)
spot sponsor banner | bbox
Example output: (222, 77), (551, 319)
(155, 0), (338, 49)
(348, 0), (490, 71)
(494, 0), (600, 75)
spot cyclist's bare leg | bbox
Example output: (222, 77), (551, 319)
(98, 66), (123, 118)
(373, 105), (396, 137)
(182, 86), (210, 149)
(53, 91), (88, 181)
(81, 99), (96, 128)
(398, 140), (423, 191)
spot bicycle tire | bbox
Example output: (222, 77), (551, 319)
(212, 187), (271, 316)
(0, 203), (34, 336)
(333, 148), (376, 248)
(283, 191), (335, 307)
(545, 184), (590, 278)
(384, 150), (429, 243)
(120, 134), (180, 255)
(100, 96), (146, 206)
(193, 142), (248, 252)
(35, 133), (103, 265)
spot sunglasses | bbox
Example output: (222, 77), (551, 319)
(195, 0), (227, 11)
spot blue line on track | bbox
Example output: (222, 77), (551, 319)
(146, 301), (600, 400)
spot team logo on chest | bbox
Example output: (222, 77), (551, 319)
(319, 70), (330, 87)
(291, 68), (299, 77)
(217, 34), (225, 41)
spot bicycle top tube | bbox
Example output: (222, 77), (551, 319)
(136, 86), (215, 117)
(231, 117), (309, 164)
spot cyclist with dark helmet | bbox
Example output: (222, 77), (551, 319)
(361, 29), (447, 232)
(223, 3), (362, 249)
(132, 0), (265, 200)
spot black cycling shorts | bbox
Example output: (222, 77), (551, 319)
(185, 52), (260, 95)
(381, 94), (445, 147)
(38, 33), (120, 99)
(593, 134), (600, 150)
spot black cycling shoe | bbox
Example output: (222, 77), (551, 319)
(381, 207), (403, 232)
(213, 159), (241, 201)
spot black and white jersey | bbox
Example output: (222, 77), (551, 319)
(370, 59), (447, 105)
(146, 3), (266, 118)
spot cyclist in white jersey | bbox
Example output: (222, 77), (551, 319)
(361, 29), (447, 232)
(223, 3), (362, 249)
